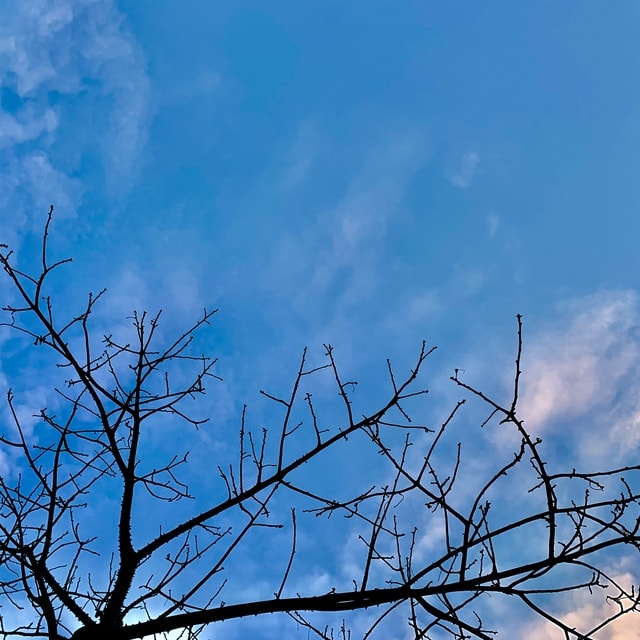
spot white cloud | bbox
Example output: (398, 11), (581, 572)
(404, 289), (442, 324)
(0, 1), (75, 95)
(0, 105), (57, 148)
(279, 121), (319, 191)
(607, 401), (640, 455)
(163, 70), (221, 105)
(448, 151), (480, 189)
(487, 212), (499, 237)
(0, 0), (151, 230)
(21, 152), (81, 214)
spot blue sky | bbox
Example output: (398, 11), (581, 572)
(2, 1), (640, 638)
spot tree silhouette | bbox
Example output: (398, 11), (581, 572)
(1, 207), (639, 639)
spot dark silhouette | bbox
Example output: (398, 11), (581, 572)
(1, 207), (639, 639)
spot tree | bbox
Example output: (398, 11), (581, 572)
(1, 207), (639, 640)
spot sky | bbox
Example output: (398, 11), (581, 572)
(1, 1), (640, 639)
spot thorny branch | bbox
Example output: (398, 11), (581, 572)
(1, 209), (640, 639)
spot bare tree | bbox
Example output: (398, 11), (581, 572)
(1, 207), (639, 639)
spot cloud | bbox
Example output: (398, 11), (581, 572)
(448, 151), (480, 189)
(268, 131), (428, 315)
(487, 212), (499, 237)
(403, 289), (442, 325)
(0, 2), (74, 95)
(0, 0), (151, 232)
(496, 288), (640, 466)
(12, 152), (82, 215)
(279, 124), (317, 190)
(518, 290), (639, 433)
(0, 103), (57, 147)
(521, 572), (639, 640)
(163, 70), (221, 105)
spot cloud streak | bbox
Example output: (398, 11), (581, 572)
(267, 131), (429, 322)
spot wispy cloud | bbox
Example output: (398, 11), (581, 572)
(162, 70), (221, 105)
(521, 572), (639, 639)
(447, 151), (480, 189)
(487, 212), (499, 237)
(516, 290), (640, 459)
(278, 121), (319, 191)
(0, 0), (151, 234)
(267, 131), (429, 319)
(0, 103), (57, 147)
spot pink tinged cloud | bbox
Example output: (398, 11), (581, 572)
(518, 290), (639, 434)
(522, 573), (640, 640)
